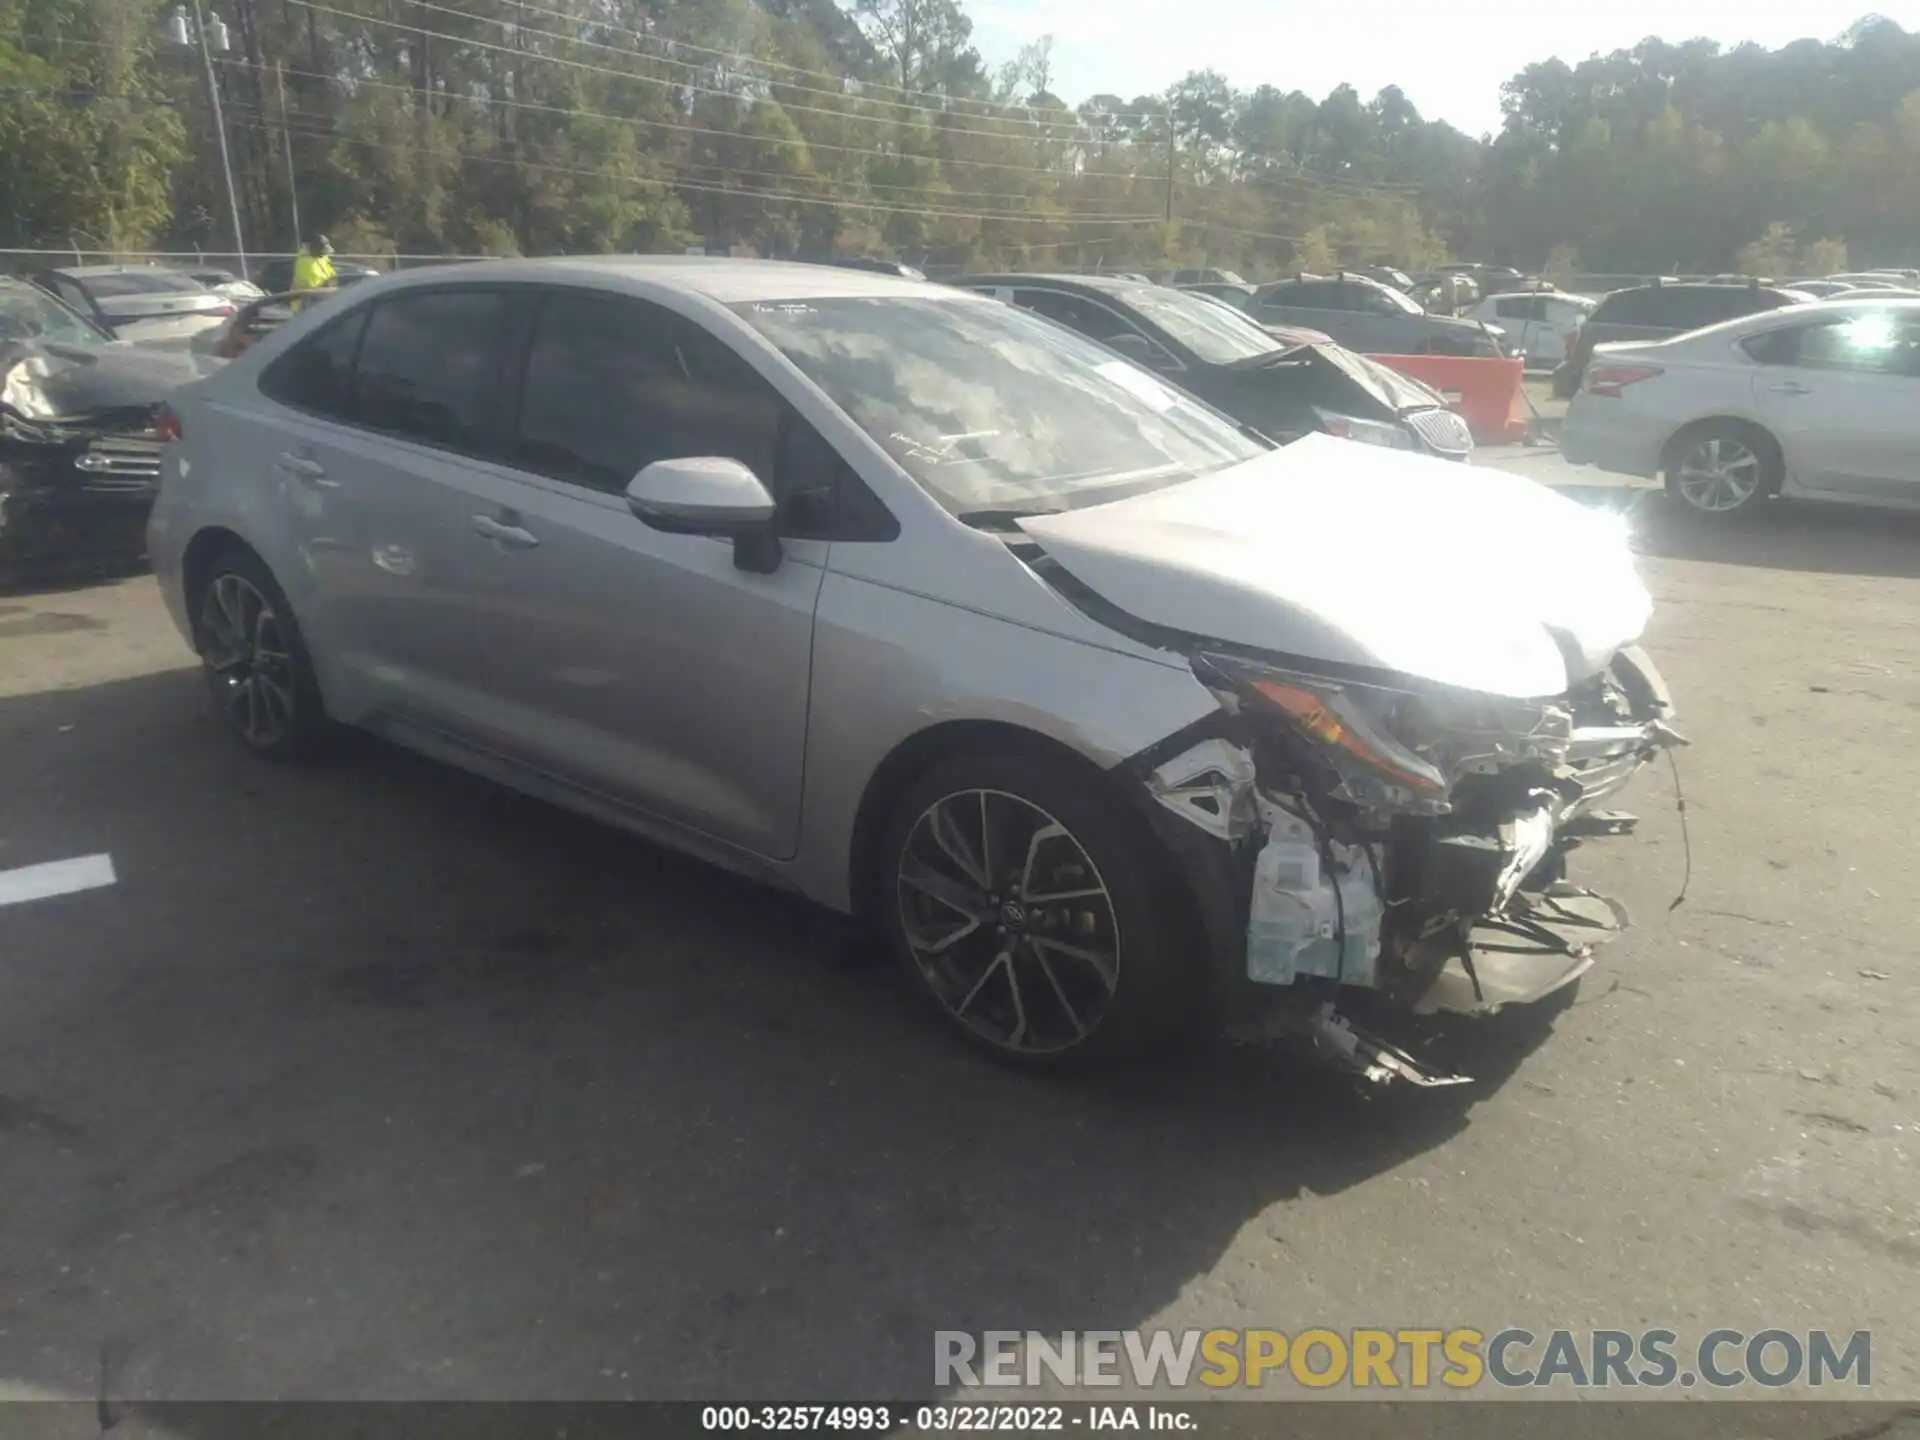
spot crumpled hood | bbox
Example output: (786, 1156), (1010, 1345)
(0, 340), (217, 423)
(1017, 434), (1652, 699)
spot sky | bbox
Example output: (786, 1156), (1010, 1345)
(964, 0), (1920, 136)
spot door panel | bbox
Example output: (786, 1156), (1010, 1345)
(264, 288), (514, 722)
(1755, 320), (1920, 497)
(455, 286), (827, 859)
(455, 470), (826, 857)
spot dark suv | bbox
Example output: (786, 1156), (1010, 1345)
(1551, 281), (1811, 396)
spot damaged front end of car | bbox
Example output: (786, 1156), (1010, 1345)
(1, 346), (180, 584)
(1130, 643), (1686, 1087)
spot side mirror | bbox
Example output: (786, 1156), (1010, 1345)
(625, 456), (783, 574)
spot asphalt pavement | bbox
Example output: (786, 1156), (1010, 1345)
(1, 451), (1917, 1413)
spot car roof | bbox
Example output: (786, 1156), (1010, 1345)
(358, 254), (960, 303)
(953, 272), (1135, 294)
(51, 263), (194, 278)
(1659, 293), (1920, 341)
(1486, 288), (1586, 301)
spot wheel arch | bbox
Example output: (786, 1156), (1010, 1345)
(1659, 414), (1785, 487)
(181, 525), (257, 621)
(846, 720), (1106, 921)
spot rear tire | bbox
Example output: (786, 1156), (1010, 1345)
(1663, 422), (1782, 517)
(192, 548), (330, 760)
(880, 748), (1205, 1068)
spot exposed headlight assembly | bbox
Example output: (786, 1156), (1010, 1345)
(1313, 408), (1413, 450)
(1196, 653), (1450, 810)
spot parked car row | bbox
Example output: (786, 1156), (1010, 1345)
(142, 255), (1681, 1084)
(951, 275), (1474, 459)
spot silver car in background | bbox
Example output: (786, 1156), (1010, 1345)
(1562, 297), (1920, 516)
(29, 265), (235, 346)
(149, 258), (1679, 1082)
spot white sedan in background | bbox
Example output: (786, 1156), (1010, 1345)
(1562, 297), (1920, 517)
(1472, 289), (1595, 370)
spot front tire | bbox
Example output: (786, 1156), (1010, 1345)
(881, 749), (1204, 1067)
(192, 549), (329, 760)
(1664, 423), (1781, 517)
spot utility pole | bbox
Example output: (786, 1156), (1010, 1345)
(168, 3), (249, 280)
(274, 60), (301, 244)
(1164, 112), (1176, 226)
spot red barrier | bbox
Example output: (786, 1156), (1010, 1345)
(1371, 353), (1527, 445)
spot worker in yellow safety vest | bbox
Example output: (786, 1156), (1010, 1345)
(290, 234), (336, 310)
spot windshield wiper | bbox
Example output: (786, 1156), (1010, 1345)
(1225, 345), (1309, 370)
(954, 505), (1068, 531)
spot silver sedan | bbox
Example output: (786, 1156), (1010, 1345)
(1562, 296), (1920, 516)
(148, 257), (1677, 1080)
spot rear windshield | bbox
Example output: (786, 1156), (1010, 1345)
(732, 295), (1264, 514)
(76, 270), (207, 298)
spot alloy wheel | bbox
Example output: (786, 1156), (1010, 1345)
(1674, 436), (1762, 512)
(896, 788), (1121, 1055)
(199, 573), (298, 747)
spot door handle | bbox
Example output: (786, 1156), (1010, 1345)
(1768, 381), (1813, 395)
(275, 451), (336, 485)
(472, 514), (540, 549)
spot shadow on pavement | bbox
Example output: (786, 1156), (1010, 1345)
(1, 668), (1571, 1403)
(1630, 494), (1920, 579)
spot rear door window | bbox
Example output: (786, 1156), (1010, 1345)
(258, 308), (369, 420)
(353, 289), (512, 454)
(1794, 313), (1920, 377)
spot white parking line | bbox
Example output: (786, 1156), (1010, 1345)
(0, 853), (118, 908)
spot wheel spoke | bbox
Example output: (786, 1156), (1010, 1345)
(1027, 943), (1088, 1038)
(1016, 821), (1068, 900)
(929, 798), (990, 888)
(899, 859), (983, 919)
(243, 677), (266, 740)
(906, 914), (981, 955)
(953, 948), (1010, 1019)
(214, 577), (245, 637)
(1030, 935), (1119, 994)
(255, 668), (295, 724)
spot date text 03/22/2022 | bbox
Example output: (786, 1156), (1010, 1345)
(699, 1405), (1194, 1432)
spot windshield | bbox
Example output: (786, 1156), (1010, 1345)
(733, 295), (1264, 513)
(1109, 284), (1282, 365)
(75, 270), (207, 298)
(0, 282), (108, 346)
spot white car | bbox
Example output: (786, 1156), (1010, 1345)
(188, 267), (269, 304)
(30, 265), (235, 346)
(1474, 290), (1596, 370)
(1561, 296), (1920, 516)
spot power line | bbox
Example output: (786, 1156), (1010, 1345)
(410, 0), (1088, 136)
(231, 89), (1151, 210)
(281, 6), (1425, 201)
(291, 0), (1096, 148)
(235, 109), (1167, 226)
(234, 55), (1158, 182)
(428, 0), (1132, 126)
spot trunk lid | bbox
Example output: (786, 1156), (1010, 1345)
(1017, 434), (1651, 698)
